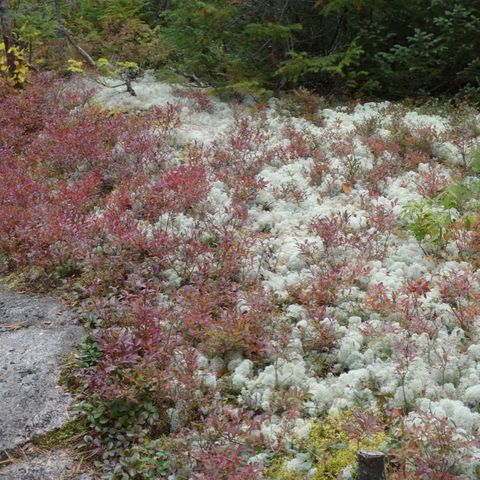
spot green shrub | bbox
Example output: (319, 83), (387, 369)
(402, 199), (457, 250)
(159, 0), (480, 98)
(7, 0), (480, 101)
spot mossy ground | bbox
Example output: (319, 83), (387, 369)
(31, 419), (87, 450)
(269, 411), (387, 480)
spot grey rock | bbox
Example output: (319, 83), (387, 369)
(0, 450), (94, 479)
(0, 288), (76, 328)
(0, 288), (85, 451)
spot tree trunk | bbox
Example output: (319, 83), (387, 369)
(0, 0), (16, 78)
(357, 451), (386, 480)
(54, 0), (96, 68)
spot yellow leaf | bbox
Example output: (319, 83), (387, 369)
(67, 59), (84, 73)
(118, 61), (138, 70)
(96, 58), (110, 68)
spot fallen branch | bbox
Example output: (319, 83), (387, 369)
(0, 321), (29, 332)
(94, 67), (139, 97)
(169, 67), (210, 88)
(54, 0), (96, 68)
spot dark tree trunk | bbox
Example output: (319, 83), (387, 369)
(358, 451), (386, 480)
(0, 0), (16, 79)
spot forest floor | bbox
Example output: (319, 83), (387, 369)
(0, 73), (479, 479)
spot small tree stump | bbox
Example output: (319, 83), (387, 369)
(357, 450), (386, 480)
